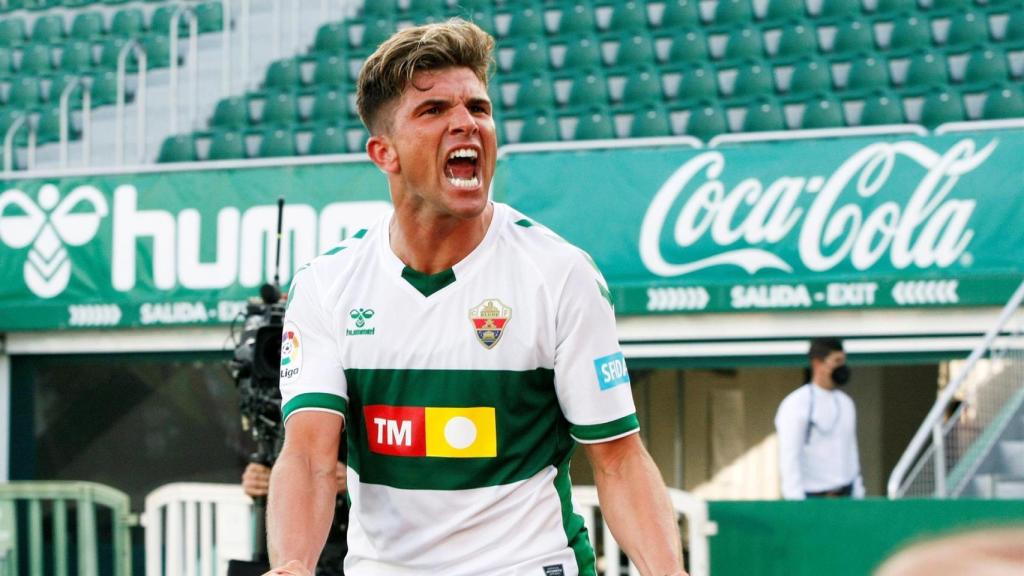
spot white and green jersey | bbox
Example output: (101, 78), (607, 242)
(279, 202), (639, 576)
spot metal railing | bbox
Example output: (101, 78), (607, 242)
(0, 481), (134, 576)
(2, 114), (35, 174)
(115, 41), (148, 166)
(59, 77), (93, 169)
(888, 279), (1024, 499)
(169, 5), (200, 136)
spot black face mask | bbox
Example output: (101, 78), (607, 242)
(831, 364), (851, 386)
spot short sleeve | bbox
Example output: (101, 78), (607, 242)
(554, 255), (639, 444)
(279, 266), (347, 424)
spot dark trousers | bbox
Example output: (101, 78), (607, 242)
(805, 483), (853, 498)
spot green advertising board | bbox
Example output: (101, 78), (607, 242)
(1, 130), (1023, 331)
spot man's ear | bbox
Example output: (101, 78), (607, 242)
(367, 134), (400, 175)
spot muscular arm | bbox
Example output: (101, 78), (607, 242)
(584, 433), (686, 576)
(267, 411), (343, 571)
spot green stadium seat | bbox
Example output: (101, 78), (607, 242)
(310, 88), (347, 124)
(362, 0), (397, 17)
(564, 69), (609, 108)
(611, 33), (655, 68)
(0, 47), (13, 78)
(308, 124), (348, 155)
(621, 66), (663, 103)
(1004, 9), (1024, 48)
(857, 90), (904, 124)
(787, 57), (833, 95)
(264, 58), (301, 90)
(313, 22), (348, 53)
(720, 27), (764, 62)
(260, 91), (299, 125)
(71, 11), (106, 40)
(943, 11), (989, 49)
(774, 22), (817, 60)
(826, 19), (873, 56)
(661, 0), (701, 28)
(629, 103), (671, 137)
(504, 39), (548, 74)
(207, 129), (247, 160)
(258, 128), (297, 157)
(902, 50), (947, 89)
(88, 70), (119, 105)
(196, 1), (223, 33)
(870, 0), (918, 15)
(312, 54), (347, 86)
(961, 48), (1008, 87)
(157, 134), (198, 162)
(59, 41), (94, 73)
(344, 122), (369, 153)
(357, 18), (395, 50)
(151, 5), (191, 38)
(845, 55), (891, 92)
(98, 37), (131, 70)
(101, 0), (132, 5)
(762, 0), (807, 23)
(509, 73), (556, 109)
(9, 76), (44, 107)
(816, 0), (863, 20)
(515, 110), (559, 142)
(604, 1), (649, 33)
(502, 7), (545, 38)
(740, 98), (786, 131)
(48, 72), (84, 105)
(560, 35), (603, 69)
(141, 34), (171, 68)
(553, 3), (596, 36)
(211, 96), (249, 129)
(981, 84), (1024, 119)
(887, 16), (932, 54)
(729, 61), (775, 99)
(710, 0), (755, 26)
(928, 0), (972, 11)
(20, 44), (54, 74)
(570, 107), (616, 139)
(63, 0), (97, 6)
(449, 6), (495, 35)
(0, 19), (26, 47)
(111, 8), (146, 38)
(800, 95), (845, 128)
(31, 14), (66, 44)
(0, 111), (27, 147)
(917, 89), (964, 127)
(674, 64), (718, 102)
(667, 29), (709, 63)
(682, 102), (728, 140)
(406, 0), (446, 13)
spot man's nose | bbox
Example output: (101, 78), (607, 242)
(448, 105), (479, 135)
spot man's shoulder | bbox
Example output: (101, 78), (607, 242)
(496, 203), (596, 272)
(779, 384), (811, 410)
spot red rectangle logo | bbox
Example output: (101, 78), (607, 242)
(364, 405), (426, 457)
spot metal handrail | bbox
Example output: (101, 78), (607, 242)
(58, 77), (93, 169)
(115, 41), (148, 166)
(169, 5), (200, 135)
(887, 279), (1024, 499)
(221, 0), (232, 96)
(2, 115), (36, 174)
(241, 0), (252, 90)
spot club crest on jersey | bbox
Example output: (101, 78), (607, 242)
(469, 299), (511, 349)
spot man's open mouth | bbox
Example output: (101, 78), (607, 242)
(445, 147), (480, 189)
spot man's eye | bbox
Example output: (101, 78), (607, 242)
(424, 106), (441, 115)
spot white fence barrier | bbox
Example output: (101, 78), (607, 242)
(142, 483), (714, 576)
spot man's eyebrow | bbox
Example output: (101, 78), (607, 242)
(412, 98), (450, 111)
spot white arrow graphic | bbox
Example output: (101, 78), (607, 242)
(892, 280), (959, 305)
(646, 287), (711, 312)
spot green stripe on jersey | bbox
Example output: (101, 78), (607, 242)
(282, 392), (348, 422)
(570, 413), (639, 442)
(345, 368), (577, 490)
(556, 450), (596, 575)
(401, 266), (457, 297)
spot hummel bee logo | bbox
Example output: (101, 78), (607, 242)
(347, 307), (376, 336)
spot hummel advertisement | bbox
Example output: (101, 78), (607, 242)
(1, 129), (1023, 330)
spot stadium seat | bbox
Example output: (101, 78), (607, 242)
(564, 69), (609, 108)
(20, 44), (54, 74)
(312, 54), (347, 87)
(870, 0), (918, 15)
(510, 73), (556, 109)
(211, 96), (249, 129)
(257, 128), (297, 157)
(259, 91), (299, 126)
(786, 57), (833, 95)
(885, 16), (932, 54)
(840, 55), (890, 93)
(157, 134), (198, 162)
(762, 0), (807, 23)
(141, 34), (171, 68)
(71, 11), (106, 40)
(773, 22), (818, 60)
(151, 5), (188, 38)
(918, 88), (965, 126)
(357, 19), (395, 50)
(961, 48), (1008, 87)
(406, 0), (446, 13)
(553, 3), (596, 36)
(560, 35), (603, 69)
(313, 22), (348, 53)
(196, 1), (223, 33)
(309, 124), (348, 155)
(826, 19), (873, 56)
(264, 58), (301, 90)
(0, 18), (27, 47)
(857, 90), (905, 124)
(728, 61), (775, 99)
(611, 33), (656, 68)
(816, 0), (863, 20)
(569, 107), (616, 139)
(621, 66), (663, 103)
(799, 95), (845, 128)
(98, 37), (132, 70)
(88, 70), (120, 105)
(942, 11), (989, 48)
(111, 8), (146, 38)
(362, 0), (397, 17)
(31, 14), (66, 44)
(59, 41), (94, 73)
(628, 103), (672, 137)
(1003, 9), (1024, 48)
(927, 0), (971, 11)
(673, 64), (718, 102)
(502, 7), (545, 38)
(901, 50), (948, 89)
(0, 47), (12, 78)
(981, 84), (1024, 119)
(310, 88), (347, 124)
(740, 98), (787, 131)
(504, 39), (548, 74)
(667, 29), (709, 63)
(682, 102), (728, 140)
(604, 1), (649, 33)
(515, 110), (559, 142)
(48, 72), (84, 105)
(661, 0), (701, 28)
(719, 27), (764, 62)
(207, 129), (247, 160)
(9, 76), (44, 107)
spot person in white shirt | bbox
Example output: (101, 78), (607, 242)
(775, 338), (865, 500)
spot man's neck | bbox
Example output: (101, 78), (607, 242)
(811, 378), (835, 392)
(389, 202), (494, 275)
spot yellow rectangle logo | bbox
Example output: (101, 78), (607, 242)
(424, 407), (497, 458)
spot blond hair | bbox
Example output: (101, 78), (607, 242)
(356, 18), (494, 134)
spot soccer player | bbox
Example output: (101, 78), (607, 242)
(263, 19), (685, 576)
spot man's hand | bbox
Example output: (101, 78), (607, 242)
(242, 463), (271, 498)
(335, 461), (347, 493)
(262, 559), (311, 576)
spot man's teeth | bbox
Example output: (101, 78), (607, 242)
(448, 148), (478, 160)
(447, 175), (480, 188)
